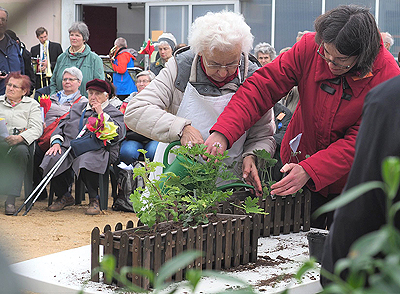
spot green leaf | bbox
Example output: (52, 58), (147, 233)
(185, 269), (203, 291)
(381, 157), (400, 200)
(349, 229), (388, 259)
(154, 250), (203, 289)
(313, 181), (385, 218)
(295, 258), (317, 280)
(100, 255), (116, 283)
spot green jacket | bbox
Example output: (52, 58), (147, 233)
(49, 44), (105, 97)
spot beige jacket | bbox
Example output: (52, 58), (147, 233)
(0, 95), (43, 145)
(124, 53), (276, 157)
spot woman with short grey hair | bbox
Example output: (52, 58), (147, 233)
(50, 21), (104, 97)
(254, 42), (276, 66)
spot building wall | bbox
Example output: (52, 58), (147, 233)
(0, 0), (62, 51)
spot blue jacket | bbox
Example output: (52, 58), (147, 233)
(0, 34), (24, 94)
(112, 48), (137, 95)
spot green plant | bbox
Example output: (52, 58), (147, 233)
(292, 156), (400, 293)
(84, 251), (257, 294)
(130, 149), (179, 229)
(253, 149), (278, 196)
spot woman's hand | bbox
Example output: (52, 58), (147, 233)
(5, 135), (23, 146)
(204, 132), (228, 157)
(242, 155), (262, 196)
(46, 143), (62, 156)
(91, 100), (103, 115)
(180, 125), (204, 146)
(270, 163), (310, 196)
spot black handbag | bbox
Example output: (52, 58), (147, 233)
(70, 108), (104, 157)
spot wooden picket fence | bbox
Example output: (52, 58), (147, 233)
(91, 214), (259, 288)
(218, 189), (311, 236)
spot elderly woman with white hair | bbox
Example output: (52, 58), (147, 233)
(50, 21), (104, 97)
(150, 32), (177, 76)
(254, 42), (276, 66)
(124, 11), (276, 192)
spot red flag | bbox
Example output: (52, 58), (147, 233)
(138, 40), (155, 56)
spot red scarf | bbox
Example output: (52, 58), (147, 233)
(200, 56), (238, 88)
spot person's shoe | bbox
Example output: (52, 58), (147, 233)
(5, 202), (16, 215)
(86, 197), (101, 215)
(48, 194), (75, 212)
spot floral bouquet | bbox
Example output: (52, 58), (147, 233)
(86, 113), (119, 146)
(138, 39), (155, 56)
(39, 94), (51, 117)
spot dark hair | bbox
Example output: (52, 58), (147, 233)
(35, 27), (48, 38)
(314, 5), (380, 77)
(5, 72), (32, 93)
(104, 78), (116, 98)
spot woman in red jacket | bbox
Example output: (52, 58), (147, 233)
(205, 5), (400, 228)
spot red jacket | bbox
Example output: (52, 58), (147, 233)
(211, 33), (400, 196)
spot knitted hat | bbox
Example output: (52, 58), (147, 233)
(158, 33), (177, 51)
(86, 79), (111, 95)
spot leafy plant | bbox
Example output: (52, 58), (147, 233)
(292, 156), (400, 293)
(84, 251), (257, 294)
(253, 149), (278, 196)
(231, 196), (268, 215)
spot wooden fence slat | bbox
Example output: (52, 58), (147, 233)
(126, 220), (134, 229)
(187, 227), (195, 270)
(303, 189), (311, 231)
(137, 220), (144, 227)
(175, 229), (183, 281)
(142, 236), (151, 290)
(104, 231), (114, 284)
(263, 196), (272, 237)
(224, 220), (232, 269)
(233, 219), (241, 267)
(273, 197), (283, 236)
(251, 214), (260, 263)
(283, 196), (293, 234)
(165, 232), (173, 282)
(233, 198), (242, 215)
(91, 227), (100, 282)
(117, 233), (129, 287)
(206, 224), (214, 270)
(115, 222), (123, 231)
(131, 236), (142, 288)
(154, 233), (162, 274)
(104, 224), (111, 233)
(293, 193), (302, 233)
(195, 226), (203, 270)
(215, 221), (223, 270)
(242, 217), (250, 264)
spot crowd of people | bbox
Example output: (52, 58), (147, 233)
(2, 4), (400, 288)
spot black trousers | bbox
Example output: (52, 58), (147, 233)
(309, 189), (338, 230)
(52, 168), (99, 199)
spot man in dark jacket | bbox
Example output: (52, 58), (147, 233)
(321, 75), (400, 286)
(0, 7), (24, 95)
(30, 27), (63, 89)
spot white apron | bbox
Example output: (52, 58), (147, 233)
(152, 82), (246, 179)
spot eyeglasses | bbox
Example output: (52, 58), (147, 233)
(62, 78), (79, 82)
(137, 79), (150, 84)
(6, 83), (22, 90)
(317, 43), (357, 69)
(202, 56), (241, 72)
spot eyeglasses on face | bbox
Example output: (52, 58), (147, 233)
(62, 78), (79, 82)
(6, 83), (22, 90)
(317, 43), (357, 69)
(137, 79), (150, 84)
(202, 56), (241, 71)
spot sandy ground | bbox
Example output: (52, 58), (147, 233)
(0, 190), (138, 264)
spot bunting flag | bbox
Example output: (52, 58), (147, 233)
(138, 39), (155, 56)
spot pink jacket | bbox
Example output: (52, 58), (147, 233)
(211, 33), (400, 196)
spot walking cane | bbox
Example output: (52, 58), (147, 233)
(14, 126), (87, 216)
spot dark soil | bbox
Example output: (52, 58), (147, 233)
(256, 273), (294, 289)
(224, 254), (293, 272)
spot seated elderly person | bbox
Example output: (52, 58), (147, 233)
(124, 11), (276, 192)
(34, 66), (87, 200)
(0, 72), (43, 215)
(120, 70), (158, 162)
(254, 42), (276, 66)
(40, 79), (125, 215)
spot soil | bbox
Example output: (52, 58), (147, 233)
(0, 194), (138, 264)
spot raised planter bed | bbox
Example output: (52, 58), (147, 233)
(91, 213), (260, 289)
(219, 189), (311, 236)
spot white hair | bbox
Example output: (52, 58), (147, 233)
(188, 11), (254, 55)
(62, 66), (83, 81)
(114, 37), (127, 48)
(381, 32), (394, 47)
(297, 30), (311, 40)
(254, 42), (276, 60)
